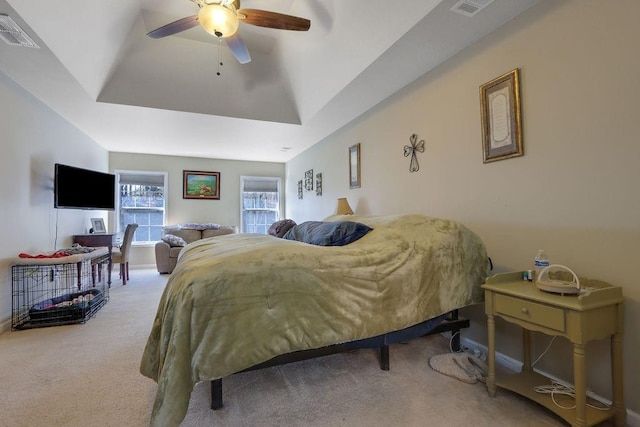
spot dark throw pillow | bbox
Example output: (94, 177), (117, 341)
(282, 221), (372, 246)
(268, 219), (297, 238)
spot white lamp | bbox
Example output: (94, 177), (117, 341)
(336, 198), (354, 215)
(198, 3), (239, 38)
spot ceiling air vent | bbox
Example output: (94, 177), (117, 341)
(450, 0), (495, 17)
(0, 14), (39, 48)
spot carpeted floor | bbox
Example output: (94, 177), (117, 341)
(0, 268), (568, 427)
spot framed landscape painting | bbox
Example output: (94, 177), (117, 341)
(183, 170), (220, 200)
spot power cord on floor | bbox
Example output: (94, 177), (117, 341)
(451, 333), (611, 411)
(444, 331), (488, 382)
(533, 381), (610, 411)
(530, 336), (610, 411)
(448, 331), (486, 361)
(449, 331), (462, 354)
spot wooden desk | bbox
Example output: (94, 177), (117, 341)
(73, 233), (114, 286)
(482, 272), (625, 427)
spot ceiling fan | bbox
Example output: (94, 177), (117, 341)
(146, 0), (311, 64)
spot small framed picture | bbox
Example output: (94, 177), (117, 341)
(349, 143), (361, 189)
(297, 180), (303, 199)
(480, 68), (523, 163)
(183, 170), (220, 200)
(90, 218), (106, 234)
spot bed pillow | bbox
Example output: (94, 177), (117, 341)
(161, 234), (187, 247)
(162, 225), (181, 234)
(268, 219), (297, 238)
(283, 221), (372, 246)
(180, 223), (220, 231)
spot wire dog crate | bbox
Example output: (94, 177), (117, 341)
(12, 248), (110, 330)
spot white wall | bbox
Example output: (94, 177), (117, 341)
(285, 0), (640, 415)
(109, 152), (285, 266)
(0, 71), (109, 330)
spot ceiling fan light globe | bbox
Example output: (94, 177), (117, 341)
(198, 4), (239, 38)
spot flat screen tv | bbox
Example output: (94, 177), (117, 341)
(54, 163), (116, 210)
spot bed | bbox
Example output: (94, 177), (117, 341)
(140, 214), (489, 426)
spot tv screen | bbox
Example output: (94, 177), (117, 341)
(54, 163), (116, 210)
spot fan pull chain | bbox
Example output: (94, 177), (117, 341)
(217, 37), (224, 76)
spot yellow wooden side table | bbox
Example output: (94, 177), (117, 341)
(482, 272), (625, 427)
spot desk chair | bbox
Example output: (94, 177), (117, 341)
(112, 223), (138, 285)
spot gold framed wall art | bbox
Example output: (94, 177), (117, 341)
(480, 68), (523, 163)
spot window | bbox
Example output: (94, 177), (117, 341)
(115, 170), (167, 244)
(240, 176), (281, 234)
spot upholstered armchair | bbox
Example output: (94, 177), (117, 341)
(155, 224), (238, 274)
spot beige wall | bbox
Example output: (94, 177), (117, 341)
(1, 0), (638, 417)
(0, 72), (109, 330)
(109, 152), (285, 266)
(285, 0), (640, 415)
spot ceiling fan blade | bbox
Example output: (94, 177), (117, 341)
(147, 15), (199, 39)
(238, 9), (310, 31)
(224, 33), (251, 64)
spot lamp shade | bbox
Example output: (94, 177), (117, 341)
(198, 4), (239, 38)
(336, 198), (354, 215)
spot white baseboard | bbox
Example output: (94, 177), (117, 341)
(0, 318), (10, 334)
(129, 264), (156, 270)
(460, 337), (640, 427)
(113, 264), (156, 273)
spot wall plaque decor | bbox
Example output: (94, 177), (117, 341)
(403, 133), (425, 172)
(304, 169), (313, 191)
(183, 170), (220, 200)
(480, 68), (523, 163)
(297, 180), (303, 199)
(315, 173), (323, 196)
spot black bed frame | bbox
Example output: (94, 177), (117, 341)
(210, 309), (469, 410)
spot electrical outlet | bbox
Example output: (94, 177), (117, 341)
(472, 348), (487, 362)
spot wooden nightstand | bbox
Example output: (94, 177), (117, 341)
(482, 272), (625, 427)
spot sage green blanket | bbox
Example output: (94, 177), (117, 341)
(140, 214), (488, 426)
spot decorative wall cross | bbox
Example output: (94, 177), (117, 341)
(403, 133), (425, 172)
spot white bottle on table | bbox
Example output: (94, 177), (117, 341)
(534, 249), (549, 282)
